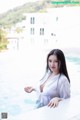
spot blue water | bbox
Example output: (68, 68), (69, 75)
(66, 56), (80, 74)
(0, 97), (36, 116)
(66, 56), (80, 65)
(0, 50), (80, 117)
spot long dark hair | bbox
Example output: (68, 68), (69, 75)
(46, 49), (70, 83)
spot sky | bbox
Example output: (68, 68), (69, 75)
(0, 0), (39, 14)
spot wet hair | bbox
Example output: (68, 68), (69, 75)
(46, 49), (70, 83)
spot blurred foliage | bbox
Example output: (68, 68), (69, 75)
(0, 29), (8, 51)
(15, 27), (23, 33)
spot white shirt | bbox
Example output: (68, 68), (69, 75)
(34, 71), (70, 108)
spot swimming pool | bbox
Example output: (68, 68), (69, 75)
(0, 94), (37, 116)
(0, 50), (45, 118)
(0, 50), (80, 118)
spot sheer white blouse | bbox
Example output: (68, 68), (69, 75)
(34, 71), (70, 108)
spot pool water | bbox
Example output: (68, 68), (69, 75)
(0, 95), (37, 116)
(0, 51), (39, 117)
(67, 56), (80, 65)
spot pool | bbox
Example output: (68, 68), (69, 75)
(0, 94), (37, 116)
(0, 50), (40, 118)
(0, 50), (80, 118)
(66, 56), (80, 65)
(66, 55), (80, 96)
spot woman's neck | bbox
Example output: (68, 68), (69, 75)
(51, 71), (59, 76)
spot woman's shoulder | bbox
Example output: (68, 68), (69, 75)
(59, 74), (69, 84)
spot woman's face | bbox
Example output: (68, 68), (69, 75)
(48, 55), (59, 73)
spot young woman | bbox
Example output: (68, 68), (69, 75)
(24, 49), (70, 108)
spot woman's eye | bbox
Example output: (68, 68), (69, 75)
(49, 60), (58, 63)
(55, 61), (58, 62)
(49, 60), (52, 62)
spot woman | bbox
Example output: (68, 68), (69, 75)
(24, 49), (70, 108)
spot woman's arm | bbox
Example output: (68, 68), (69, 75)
(58, 78), (70, 99)
(48, 77), (70, 108)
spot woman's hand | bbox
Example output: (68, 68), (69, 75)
(24, 86), (34, 93)
(48, 97), (62, 108)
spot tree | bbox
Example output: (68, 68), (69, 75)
(0, 29), (8, 51)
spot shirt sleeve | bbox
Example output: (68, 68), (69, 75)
(58, 76), (71, 99)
